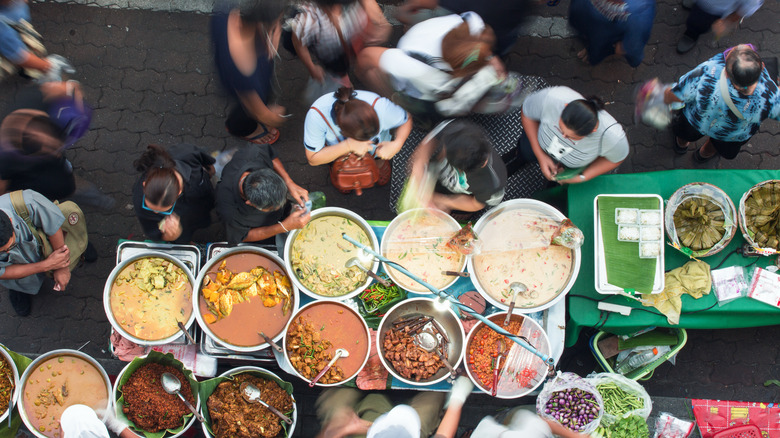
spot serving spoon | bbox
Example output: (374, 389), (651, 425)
(414, 332), (457, 378)
(6, 375), (13, 427)
(309, 348), (349, 387)
(258, 331), (283, 353)
(239, 382), (293, 425)
(346, 258), (390, 287)
(160, 372), (205, 423)
(503, 283), (528, 326)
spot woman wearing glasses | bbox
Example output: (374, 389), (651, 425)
(132, 144), (216, 243)
(502, 86), (629, 184)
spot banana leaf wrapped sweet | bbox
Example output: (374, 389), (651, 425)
(739, 180), (780, 253)
(665, 183), (736, 257)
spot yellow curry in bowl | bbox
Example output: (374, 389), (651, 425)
(109, 257), (193, 341)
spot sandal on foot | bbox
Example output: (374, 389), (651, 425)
(673, 137), (691, 155)
(243, 126), (280, 145)
(693, 146), (717, 163)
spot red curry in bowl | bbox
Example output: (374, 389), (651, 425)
(284, 302), (370, 385)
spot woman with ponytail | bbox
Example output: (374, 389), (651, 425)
(303, 86), (412, 166)
(503, 86), (629, 184)
(132, 144), (216, 243)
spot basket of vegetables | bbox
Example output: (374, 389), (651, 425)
(739, 180), (780, 255)
(665, 182), (737, 257)
(536, 372), (603, 434)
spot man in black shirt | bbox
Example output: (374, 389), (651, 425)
(215, 144), (310, 244)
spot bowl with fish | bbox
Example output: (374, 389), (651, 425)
(282, 301), (371, 387)
(113, 350), (200, 438)
(376, 298), (465, 386)
(468, 199), (581, 313)
(0, 345), (19, 426)
(380, 208), (466, 294)
(284, 207), (379, 301)
(201, 366), (297, 438)
(19, 349), (111, 438)
(104, 251), (196, 345)
(194, 247), (299, 353)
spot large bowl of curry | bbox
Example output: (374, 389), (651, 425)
(283, 207), (379, 301)
(282, 301), (371, 387)
(194, 247), (299, 353)
(0, 345), (19, 426)
(467, 199), (581, 313)
(104, 251), (196, 345)
(19, 349), (111, 438)
(381, 208), (466, 294)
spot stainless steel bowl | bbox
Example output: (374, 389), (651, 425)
(380, 208), (465, 294)
(193, 247), (300, 353)
(283, 207), (379, 301)
(113, 356), (200, 438)
(468, 199), (581, 313)
(464, 313), (551, 399)
(376, 298), (465, 386)
(282, 301), (371, 387)
(200, 366), (297, 438)
(0, 345), (19, 426)
(20, 349), (111, 438)
(103, 251), (196, 345)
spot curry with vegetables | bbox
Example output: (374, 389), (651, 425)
(0, 356), (13, 417)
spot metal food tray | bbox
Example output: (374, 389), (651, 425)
(196, 242), (280, 363)
(114, 241), (202, 346)
(594, 194), (665, 294)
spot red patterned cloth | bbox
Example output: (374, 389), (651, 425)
(692, 398), (780, 438)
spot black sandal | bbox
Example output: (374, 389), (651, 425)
(693, 146), (717, 163)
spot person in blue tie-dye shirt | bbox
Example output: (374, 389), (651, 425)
(663, 44), (780, 162)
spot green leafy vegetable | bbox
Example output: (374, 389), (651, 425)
(594, 415), (649, 438)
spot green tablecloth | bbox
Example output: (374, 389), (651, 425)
(565, 169), (780, 347)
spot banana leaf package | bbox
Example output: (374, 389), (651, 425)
(665, 183), (736, 257)
(739, 180), (780, 253)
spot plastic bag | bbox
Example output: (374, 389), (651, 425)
(447, 222), (481, 255)
(665, 182), (737, 258)
(710, 266), (748, 305)
(551, 218), (584, 249)
(536, 372), (604, 434)
(634, 78), (673, 129)
(652, 412), (695, 438)
(587, 372), (653, 425)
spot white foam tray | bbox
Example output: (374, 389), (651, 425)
(594, 194), (665, 295)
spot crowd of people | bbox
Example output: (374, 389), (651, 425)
(0, 0), (779, 434)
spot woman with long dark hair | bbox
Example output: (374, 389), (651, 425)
(132, 144), (215, 243)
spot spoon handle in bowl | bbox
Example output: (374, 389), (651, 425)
(262, 401), (294, 425)
(177, 392), (206, 423)
(366, 270), (391, 287)
(309, 352), (343, 387)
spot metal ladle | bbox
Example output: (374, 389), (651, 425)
(309, 348), (349, 387)
(503, 283), (528, 326)
(6, 375), (13, 427)
(414, 331), (457, 378)
(346, 257), (390, 287)
(160, 372), (205, 423)
(239, 382), (293, 425)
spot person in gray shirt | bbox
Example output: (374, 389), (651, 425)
(0, 190), (75, 316)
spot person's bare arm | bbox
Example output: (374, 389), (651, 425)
(16, 51), (51, 73)
(272, 158), (309, 205)
(292, 33), (325, 82)
(431, 193), (485, 213)
(395, 0), (439, 24)
(305, 138), (373, 166)
(408, 135), (438, 183)
(375, 115), (413, 160)
(430, 404), (463, 438)
(557, 157), (623, 184)
(0, 230), (70, 280)
(543, 419), (591, 438)
(520, 111), (559, 181)
(663, 87), (683, 104)
(236, 91), (286, 128)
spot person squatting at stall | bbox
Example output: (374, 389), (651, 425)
(132, 144), (216, 244)
(665, 43), (780, 162)
(503, 86), (629, 184)
(407, 119), (507, 216)
(303, 86), (412, 166)
(0, 190), (95, 316)
(59, 404), (134, 438)
(215, 144), (310, 245)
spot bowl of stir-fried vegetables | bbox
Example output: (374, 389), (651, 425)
(284, 207), (379, 301)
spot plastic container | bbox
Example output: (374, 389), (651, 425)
(589, 329), (687, 381)
(712, 424), (762, 438)
(617, 225), (640, 242)
(639, 241), (662, 259)
(615, 208), (639, 225)
(639, 210), (662, 225)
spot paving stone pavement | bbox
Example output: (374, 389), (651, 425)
(1, 1), (779, 436)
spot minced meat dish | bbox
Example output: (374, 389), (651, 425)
(208, 373), (294, 438)
(122, 363), (194, 432)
